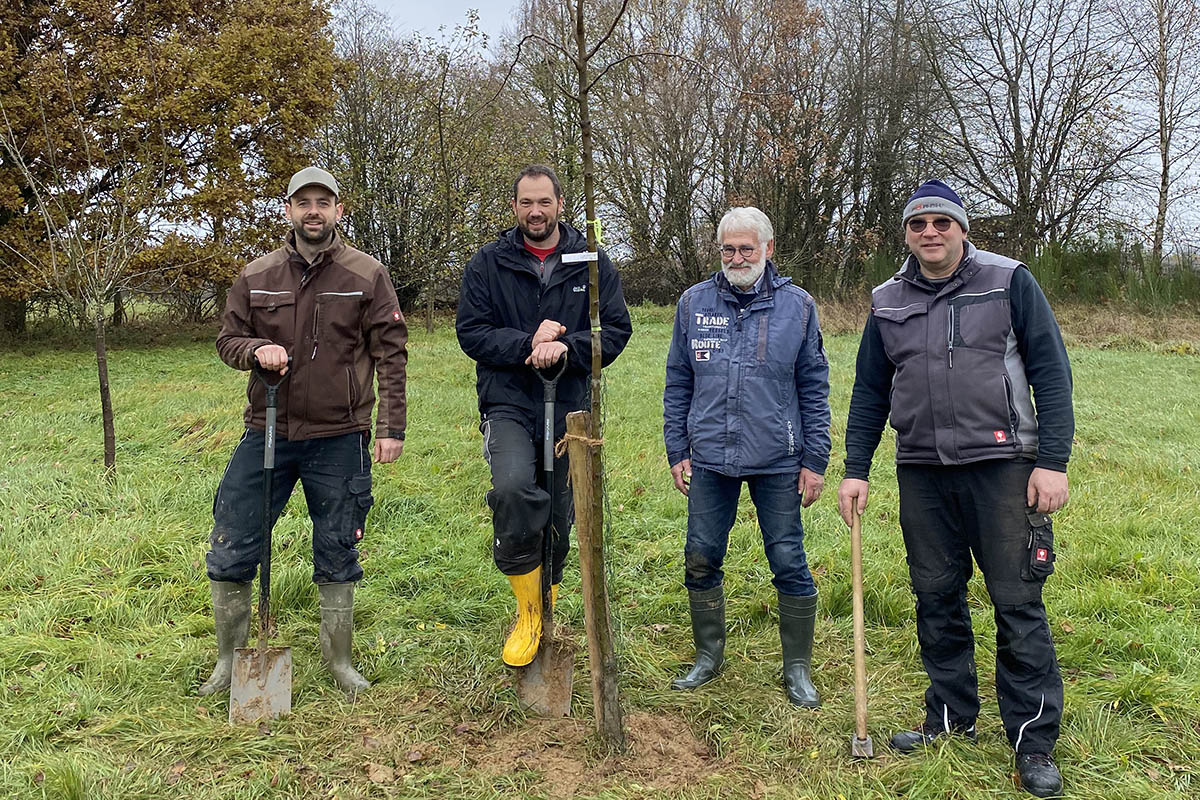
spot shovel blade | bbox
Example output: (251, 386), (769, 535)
(514, 637), (574, 717)
(850, 735), (875, 759)
(229, 646), (292, 724)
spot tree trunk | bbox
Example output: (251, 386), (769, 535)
(94, 308), (116, 475)
(0, 297), (26, 334)
(111, 289), (126, 327)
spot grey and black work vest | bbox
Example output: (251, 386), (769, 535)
(870, 244), (1038, 466)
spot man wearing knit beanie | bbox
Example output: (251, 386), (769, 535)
(838, 179), (1074, 797)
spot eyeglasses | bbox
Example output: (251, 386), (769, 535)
(720, 244), (758, 259)
(907, 217), (954, 233)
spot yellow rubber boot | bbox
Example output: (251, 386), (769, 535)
(551, 583), (559, 609)
(502, 567), (543, 667)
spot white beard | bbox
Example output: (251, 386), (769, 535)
(722, 257), (766, 289)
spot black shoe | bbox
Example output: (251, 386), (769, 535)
(1016, 752), (1063, 798)
(889, 721), (977, 753)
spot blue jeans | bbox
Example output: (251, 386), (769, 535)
(685, 466), (816, 596)
(207, 430), (373, 584)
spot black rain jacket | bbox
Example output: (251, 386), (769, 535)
(456, 223), (632, 437)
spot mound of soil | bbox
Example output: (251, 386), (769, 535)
(461, 712), (721, 797)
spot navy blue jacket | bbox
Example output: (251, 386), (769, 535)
(456, 223), (632, 436)
(663, 263), (832, 476)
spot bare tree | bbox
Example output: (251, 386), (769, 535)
(0, 102), (171, 473)
(1112, 0), (1200, 271)
(918, 0), (1149, 254)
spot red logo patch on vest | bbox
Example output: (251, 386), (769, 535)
(1035, 547), (1049, 562)
(994, 430), (1007, 443)
(392, 311), (401, 322)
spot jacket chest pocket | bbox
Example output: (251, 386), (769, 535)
(948, 289), (1010, 353)
(249, 290), (296, 344)
(873, 302), (928, 363)
(315, 292), (366, 349)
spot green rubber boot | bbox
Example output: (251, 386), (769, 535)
(319, 582), (371, 695)
(779, 591), (820, 707)
(197, 580), (252, 696)
(671, 585), (726, 690)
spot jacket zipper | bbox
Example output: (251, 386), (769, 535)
(1003, 374), (1018, 440)
(947, 305), (955, 368)
(311, 304), (320, 360)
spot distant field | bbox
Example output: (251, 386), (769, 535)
(1, 305), (1198, 799)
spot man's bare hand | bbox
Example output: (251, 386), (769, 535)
(253, 344), (290, 375)
(837, 478), (870, 526)
(1027, 467), (1068, 513)
(532, 319), (567, 347)
(525, 341), (568, 369)
(374, 437), (404, 464)
(798, 468), (824, 508)
(670, 458), (693, 497)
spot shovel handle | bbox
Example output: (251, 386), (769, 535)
(534, 356), (567, 635)
(851, 508), (869, 742)
(252, 357), (291, 651)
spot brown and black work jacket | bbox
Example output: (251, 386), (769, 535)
(216, 231), (408, 442)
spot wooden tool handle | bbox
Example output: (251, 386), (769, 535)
(851, 509), (868, 741)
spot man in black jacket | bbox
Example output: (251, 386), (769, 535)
(837, 180), (1072, 798)
(456, 164), (632, 667)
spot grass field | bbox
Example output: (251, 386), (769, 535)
(1, 304), (1198, 799)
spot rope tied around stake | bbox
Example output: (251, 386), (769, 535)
(555, 432), (604, 459)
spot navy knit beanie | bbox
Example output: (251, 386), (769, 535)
(902, 179), (969, 232)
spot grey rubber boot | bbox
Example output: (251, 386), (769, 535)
(197, 580), (252, 696)
(319, 582), (371, 695)
(779, 591), (820, 707)
(671, 585), (726, 690)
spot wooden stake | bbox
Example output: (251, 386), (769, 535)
(565, 410), (625, 751)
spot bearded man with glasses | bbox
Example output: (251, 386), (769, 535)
(663, 206), (832, 708)
(837, 180), (1074, 798)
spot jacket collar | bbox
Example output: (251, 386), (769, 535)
(713, 259), (789, 309)
(284, 229), (345, 270)
(896, 241), (980, 299)
(493, 222), (590, 278)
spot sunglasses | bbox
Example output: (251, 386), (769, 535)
(907, 217), (954, 233)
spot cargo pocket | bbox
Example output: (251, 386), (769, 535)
(1021, 509), (1056, 581)
(345, 472), (374, 545)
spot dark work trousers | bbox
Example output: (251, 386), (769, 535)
(482, 416), (572, 582)
(897, 459), (1063, 754)
(207, 429), (373, 585)
(684, 466), (817, 597)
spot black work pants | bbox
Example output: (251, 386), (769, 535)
(482, 416), (572, 581)
(207, 430), (373, 584)
(898, 459), (1063, 754)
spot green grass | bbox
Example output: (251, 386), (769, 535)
(1, 305), (1198, 799)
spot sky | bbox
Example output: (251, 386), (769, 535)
(371, 0), (518, 42)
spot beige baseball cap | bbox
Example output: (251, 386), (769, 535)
(286, 166), (340, 199)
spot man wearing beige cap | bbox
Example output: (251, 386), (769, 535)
(199, 166), (408, 696)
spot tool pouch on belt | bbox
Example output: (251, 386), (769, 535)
(1021, 509), (1056, 581)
